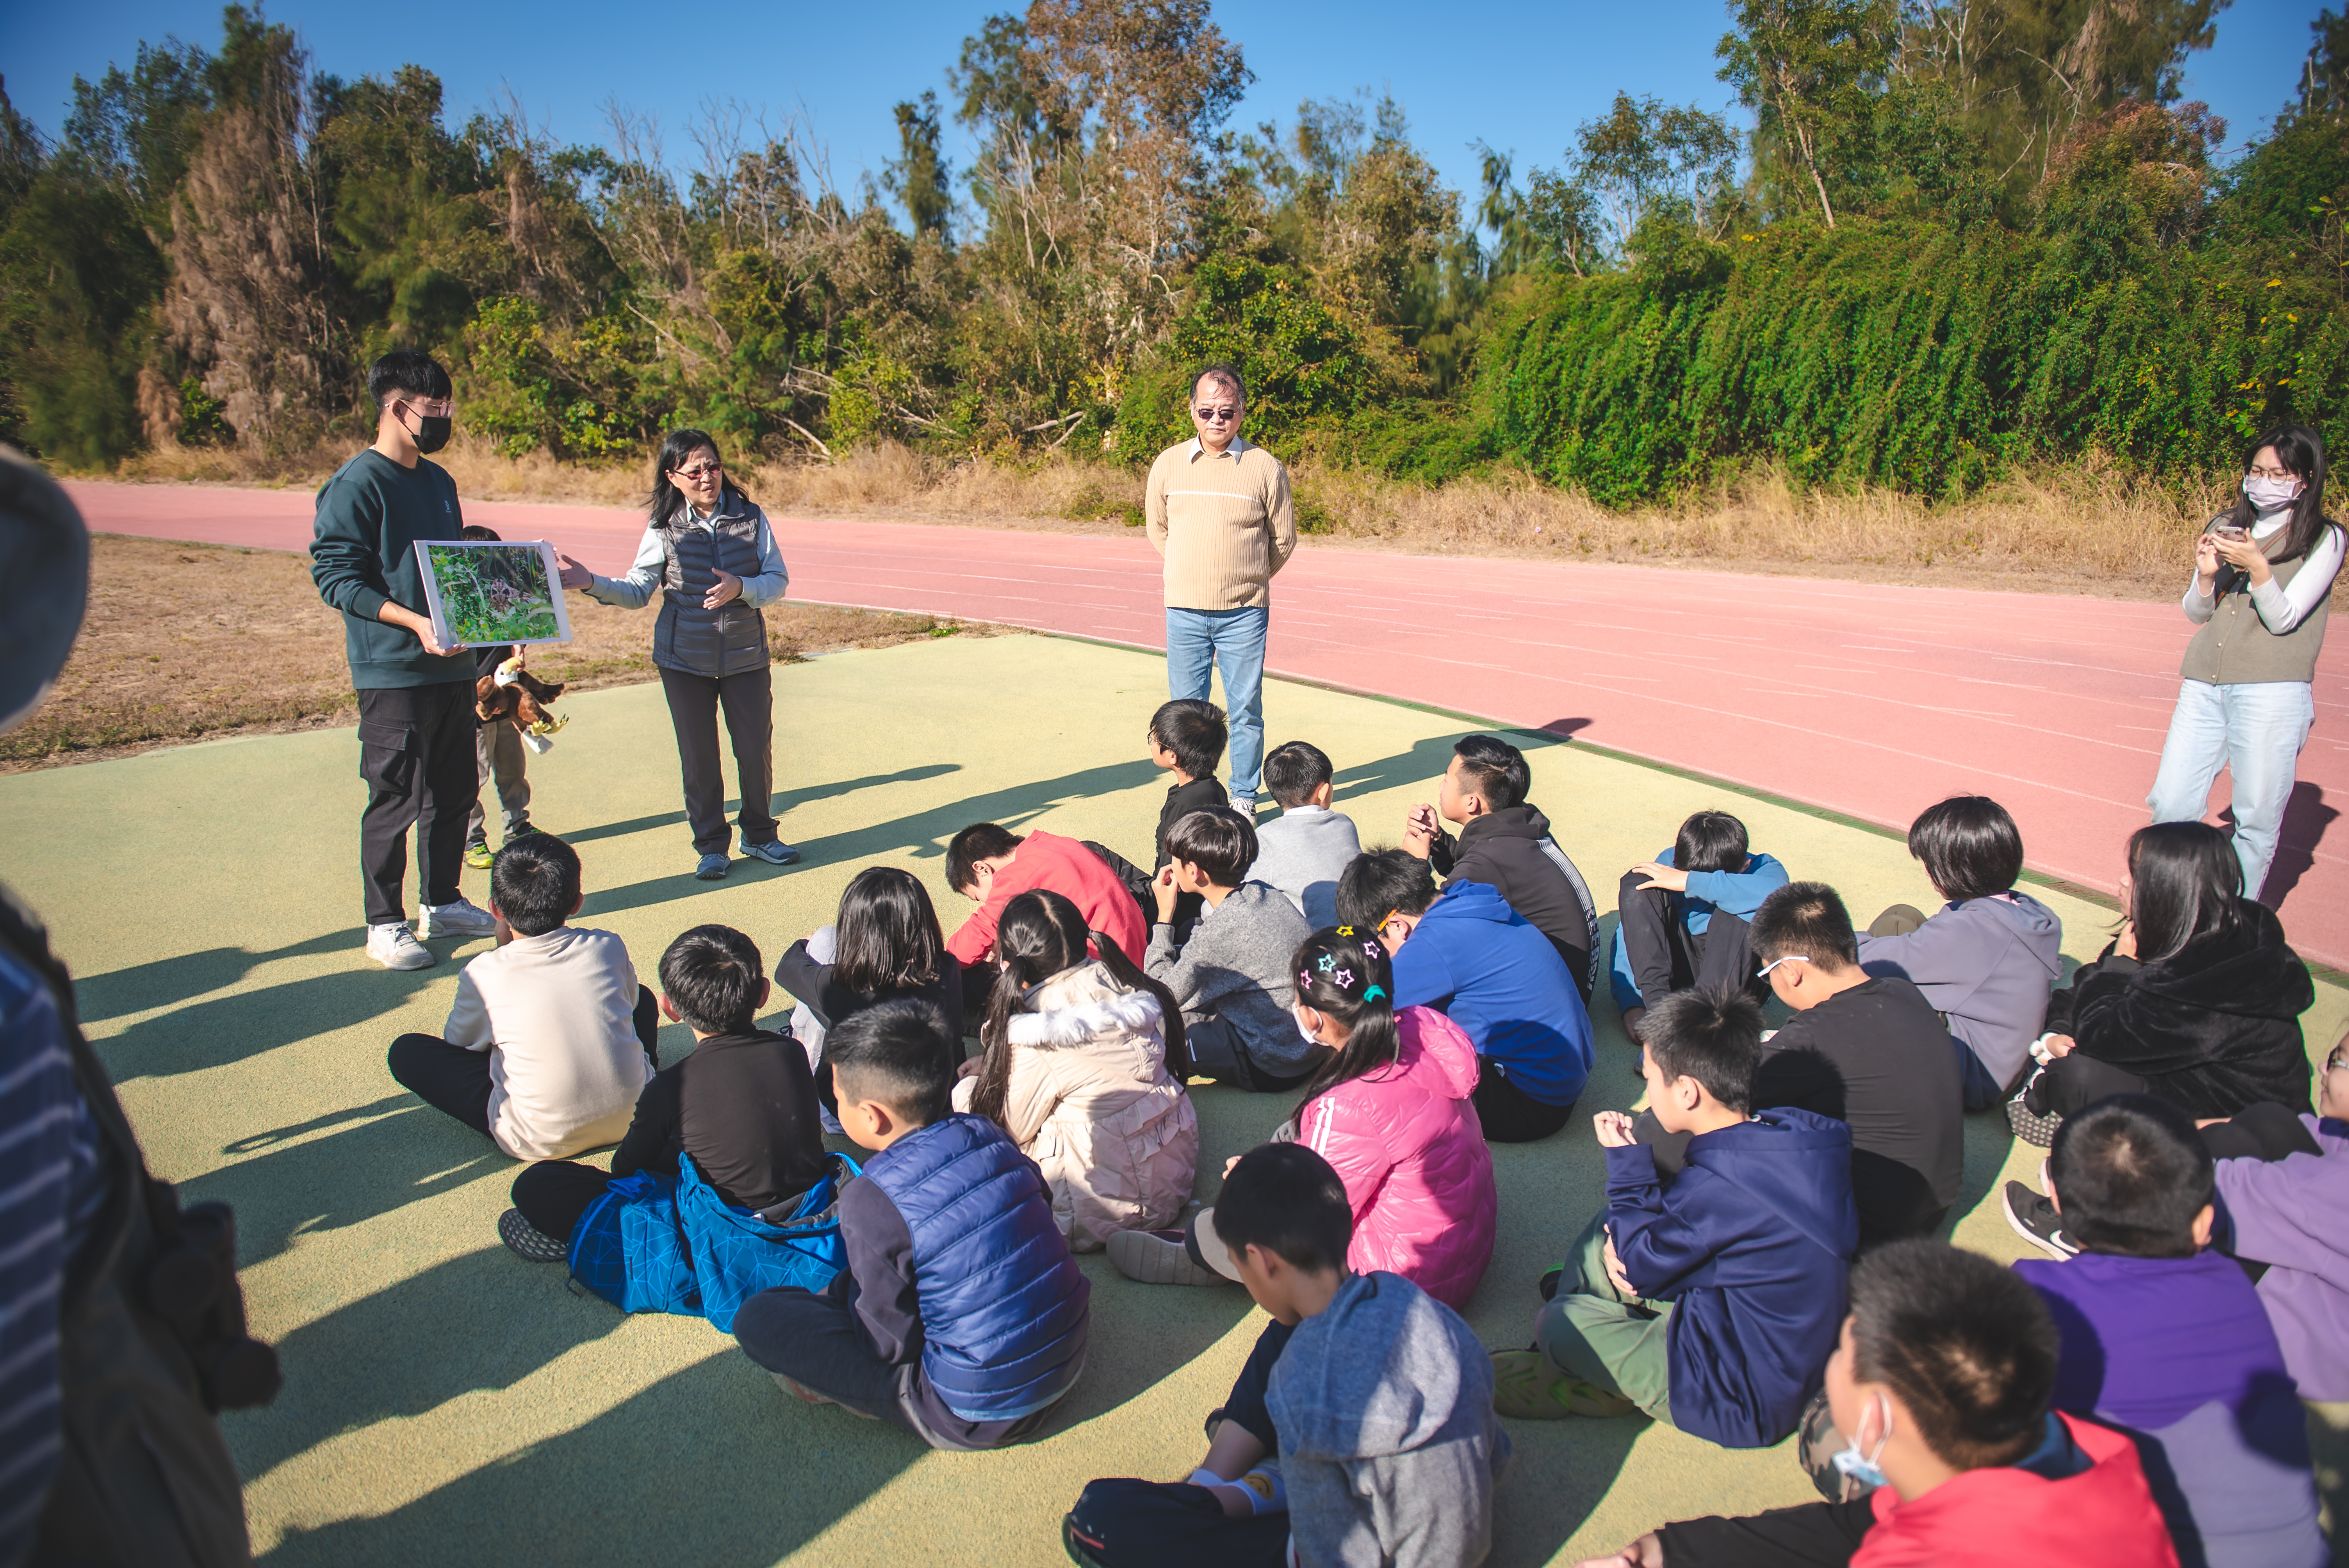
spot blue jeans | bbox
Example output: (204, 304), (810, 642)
(2146, 678), (2315, 902)
(1166, 607), (1268, 798)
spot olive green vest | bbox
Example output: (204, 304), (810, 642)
(2180, 521), (2340, 686)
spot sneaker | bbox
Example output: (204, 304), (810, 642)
(695, 852), (730, 881)
(418, 896), (498, 939)
(464, 840), (496, 870)
(498, 1208), (569, 1263)
(1229, 793), (1258, 814)
(1489, 1350), (1641, 1420)
(741, 838), (802, 866)
(365, 923), (436, 971)
(1107, 1227), (1230, 1287)
(506, 821), (539, 841)
(771, 1372), (879, 1418)
(2001, 1180), (2079, 1259)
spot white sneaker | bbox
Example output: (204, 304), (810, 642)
(418, 897), (498, 940)
(367, 923), (436, 970)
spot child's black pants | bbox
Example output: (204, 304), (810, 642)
(1615, 871), (1763, 1011)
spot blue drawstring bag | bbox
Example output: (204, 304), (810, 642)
(567, 1151), (857, 1332)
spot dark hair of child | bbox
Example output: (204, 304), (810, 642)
(1289, 927), (1401, 1113)
(1675, 810), (1750, 875)
(1848, 1239), (2061, 1471)
(460, 524), (503, 543)
(1333, 848), (1440, 928)
(1213, 1142), (1352, 1276)
(1164, 806), (1257, 887)
(1453, 734), (1530, 810)
(1907, 796), (2025, 903)
(1150, 698), (1228, 780)
(658, 924), (765, 1036)
(832, 866), (946, 994)
(1641, 985), (1762, 1114)
(366, 349), (451, 406)
(2124, 821), (2247, 963)
(1262, 741), (1334, 809)
(945, 822), (1027, 894)
(972, 890), (1190, 1124)
(490, 833), (581, 936)
(2047, 1094), (2215, 1259)
(829, 996), (957, 1126)
(1749, 881), (1860, 969)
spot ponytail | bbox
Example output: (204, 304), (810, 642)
(1289, 927), (1402, 1117)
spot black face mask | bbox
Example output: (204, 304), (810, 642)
(409, 413), (452, 454)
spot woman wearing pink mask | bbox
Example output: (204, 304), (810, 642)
(2148, 426), (2342, 902)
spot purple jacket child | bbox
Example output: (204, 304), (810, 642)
(2214, 1110), (2349, 1402)
(1857, 890), (2062, 1108)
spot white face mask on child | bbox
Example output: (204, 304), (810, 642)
(1294, 1007), (1322, 1048)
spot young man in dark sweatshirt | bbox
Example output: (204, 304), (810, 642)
(1403, 734), (1602, 1002)
(310, 350), (495, 970)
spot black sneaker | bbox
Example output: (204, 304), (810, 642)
(499, 1208), (569, 1263)
(2001, 1180), (2078, 1259)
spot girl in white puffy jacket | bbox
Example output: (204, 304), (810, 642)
(954, 889), (1199, 1249)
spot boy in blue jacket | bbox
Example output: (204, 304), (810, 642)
(1610, 810), (1788, 1043)
(1493, 985), (1857, 1449)
(1337, 849), (1593, 1143)
(731, 998), (1089, 1450)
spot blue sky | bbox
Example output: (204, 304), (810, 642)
(5, 0), (2332, 218)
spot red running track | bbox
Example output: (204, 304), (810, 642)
(64, 479), (2349, 969)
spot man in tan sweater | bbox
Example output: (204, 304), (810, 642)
(1144, 364), (1298, 810)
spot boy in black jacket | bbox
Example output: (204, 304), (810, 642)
(1402, 734), (1601, 1002)
(1140, 698), (1230, 935)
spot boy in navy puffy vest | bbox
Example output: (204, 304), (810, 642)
(732, 998), (1089, 1449)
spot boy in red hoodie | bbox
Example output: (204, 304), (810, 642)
(1570, 1239), (2178, 1568)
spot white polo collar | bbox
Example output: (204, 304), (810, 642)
(1188, 434), (1250, 461)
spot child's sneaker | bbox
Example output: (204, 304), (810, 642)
(419, 896), (498, 939)
(498, 1208), (568, 1262)
(365, 923), (436, 971)
(1107, 1227), (1230, 1286)
(1489, 1349), (1641, 1420)
(463, 841), (495, 870)
(2001, 1180), (2079, 1259)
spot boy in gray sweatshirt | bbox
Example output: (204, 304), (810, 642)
(1250, 741), (1363, 930)
(1147, 807), (1314, 1091)
(1062, 1143), (1509, 1568)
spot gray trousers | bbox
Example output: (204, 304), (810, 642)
(466, 720), (531, 845)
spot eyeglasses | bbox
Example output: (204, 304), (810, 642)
(1756, 954), (1809, 978)
(1193, 406), (1239, 423)
(2248, 465), (2300, 481)
(671, 462), (723, 479)
(399, 398), (456, 418)
(2327, 1052), (2349, 1073)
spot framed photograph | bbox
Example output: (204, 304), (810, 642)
(412, 539), (574, 649)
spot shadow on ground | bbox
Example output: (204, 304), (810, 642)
(206, 1105), (501, 1267)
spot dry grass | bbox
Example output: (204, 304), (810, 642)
(105, 435), (2227, 600)
(2, 535), (1003, 772)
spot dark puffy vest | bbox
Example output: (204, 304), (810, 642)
(864, 1114), (1089, 1421)
(652, 498), (770, 678)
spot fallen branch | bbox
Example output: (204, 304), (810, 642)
(778, 416), (832, 461)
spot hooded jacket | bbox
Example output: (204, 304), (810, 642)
(951, 961), (1198, 1250)
(2214, 1112), (2349, 1400)
(1428, 805), (1602, 1001)
(1391, 880), (1593, 1109)
(1298, 1007), (1497, 1309)
(1608, 849), (1790, 1014)
(1266, 1270), (1511, 1568)
(1606, 1106), (1858, 1449)
(2049, 900), (2315, 1117)
(1857, 891), (2064, 1092)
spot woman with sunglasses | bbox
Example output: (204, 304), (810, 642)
(557, 430), (798, 879)
(2148, 424), (2341, 903)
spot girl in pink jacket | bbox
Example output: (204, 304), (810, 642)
(1289, 926), (1499, 1309)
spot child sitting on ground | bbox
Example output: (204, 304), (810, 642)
(1748, 882), (1963, 1248)
(1063, 1143), (1509, 1568)
(2007, 1095), (2327, 1568)
(1146, 808), (1314, 1090)
(1136, 698), (1232, 935)
(1403, 733), (1602, 1002)
(945, 821), (1149, 997)
(1610, 810), (1788, 1043)
(1338, 849), (1592, 1142)
(1109, 927), (1498, 1309)
(499, 923), (825, 1260)
(459, 523), (540, 870)
(775, 865), (966, 1128)
(953, 889), (1198, 1250)
(1856, 796), (2063, 1109)
(1250, 740), (1361, 929)
(1572, 1240), (2180, 1568)
(1494, 986), (1856, 1449)
(732, 999), (1090, 1450)
(387, 832), (655, 1159)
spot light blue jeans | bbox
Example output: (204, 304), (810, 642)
(2146, 678), (2315, 902)
(1166, 606), (1268, 798)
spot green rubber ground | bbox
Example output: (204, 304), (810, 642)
(3, 631), (2341, 1566)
